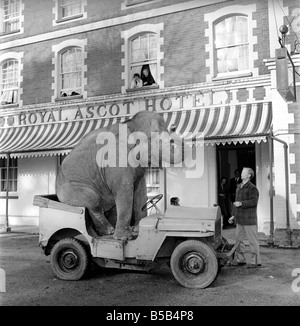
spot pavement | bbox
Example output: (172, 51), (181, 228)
(0, 225), (39, 235)
(1, 224), (300, 306)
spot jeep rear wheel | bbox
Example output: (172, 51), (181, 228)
(170, 240), (218, 289)
(50, 238), (90, 281)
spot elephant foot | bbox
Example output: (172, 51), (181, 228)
(96, 225), (115, 236)
(132, 225), (139, 233)
(113, 228), (134, 241)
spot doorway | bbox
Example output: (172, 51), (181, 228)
(216, 143), (256, 186)
(216, 142), (256, 225)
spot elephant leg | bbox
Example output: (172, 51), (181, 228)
(88, 208), (115, 236)
(113, 190), (134, 241)
(132, 176), (147, 233)
(104, 206), (117, 228)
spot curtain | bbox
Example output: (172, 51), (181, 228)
(215, 16), (249, 74)
(130, 33), (157, 85)
(60, 48), (82, 95)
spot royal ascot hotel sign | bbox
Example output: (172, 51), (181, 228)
(0, 92), (211, 128)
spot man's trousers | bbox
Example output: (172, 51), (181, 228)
(235, 223), (261, 265)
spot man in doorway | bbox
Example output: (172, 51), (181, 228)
(229, 167), (261, 268)
(229, 169), (242, 203)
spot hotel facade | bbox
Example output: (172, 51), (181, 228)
(0, 0), (299, 246)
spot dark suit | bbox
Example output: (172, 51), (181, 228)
(232, 181), (261, 265)
(232, 181), (259, 225)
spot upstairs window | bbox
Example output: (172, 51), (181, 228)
(0, 158), (18, 192)
(214, 16), (249, 76)
(129, 33), (158, 89)
(0, 59), (19, 105)
(0, 0), (20, 34)
(59, 47), (82, 98)
(59, 0), (82, 20)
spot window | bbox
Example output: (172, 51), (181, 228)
(129, 33), (158, 89)
(0, 158), (17, 192)
(146, 168), (160, 197)
(59, 0), (82, 20)
(59, 47), (82, 98)
(214, 15), (249, 75)
(0, 59), (18, 105)
(0, 0), (20, 34)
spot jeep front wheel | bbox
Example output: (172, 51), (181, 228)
(170, 240), (218, 289)
(50, 238), (90, 281)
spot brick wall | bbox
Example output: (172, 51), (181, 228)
(283, 0), (300, 51)
(289, 102), (300, 221)
(0, 0), (273, 106)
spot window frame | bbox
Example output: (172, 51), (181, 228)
(52, 39), (87, 102)
(126, 0), (153, 6)
(121, 23), (164, 93)
(128, 32), (159, 91)
(0, 57), (20, 107)
(204, 4), (258, 82)
(213, 14), (250, 78)
(0, 0), (21, 35)
(55, 0), (84, 23)
(0, 157), (18, 195)
(58, 46), (83, 99)
(146, 167), (160, 197)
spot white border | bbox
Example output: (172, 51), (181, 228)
(52, 0), (87, 26)
(204, 4), (259, 82)
(0, 51), (24, 107)
(121, 0), (163, 11)
(121, 23), (164, 93)
(51, 38), (87, 102)
(0, 0), (24, 39)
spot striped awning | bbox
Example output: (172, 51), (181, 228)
(0, 102), (272, 158)
(162, 101), (272, 145)
(0, 116), (127, 158)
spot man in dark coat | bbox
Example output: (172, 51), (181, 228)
(229, 167), (261, 268)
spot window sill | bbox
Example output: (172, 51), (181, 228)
(56, 14), (84, 23)
(0, 193), (18, 199)
(0, 29), (21, 37)
(125, 0), (154, 6)
(126, 85), (159, 92)
(0, 103), (19, 109)
(55, 95), (83, 102)
(212, 72), (253, 81)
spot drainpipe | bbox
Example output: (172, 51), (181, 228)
(5, 153), (11, 232)
(269, 133), (292, 246)
(268, 135), (274, 246)
(163, 168), (167, 212)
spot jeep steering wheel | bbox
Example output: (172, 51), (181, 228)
(142, 194), (163, 212)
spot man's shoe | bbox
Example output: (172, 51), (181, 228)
(247, 264), (262, 269)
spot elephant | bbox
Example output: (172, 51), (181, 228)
(56, 110), (184, 240)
